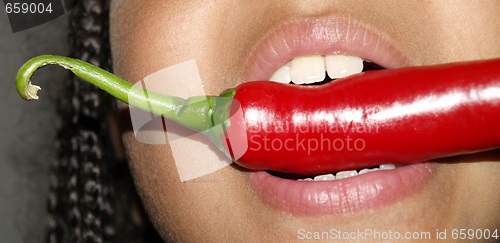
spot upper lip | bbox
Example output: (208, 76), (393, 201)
(241, 16), (411, 83)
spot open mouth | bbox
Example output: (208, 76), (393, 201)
(240, 17), (434, 216)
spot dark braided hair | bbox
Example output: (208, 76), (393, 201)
(47, 0), (163, 242)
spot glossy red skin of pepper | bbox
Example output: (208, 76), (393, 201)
(224, 59), (500, 175)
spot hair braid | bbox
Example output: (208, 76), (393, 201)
(46, 0), (165, 242)
(47, 0), (114, 242)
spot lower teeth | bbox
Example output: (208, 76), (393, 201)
(297, 164), (401, 181)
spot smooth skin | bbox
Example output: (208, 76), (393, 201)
(110, 0), (500, 242)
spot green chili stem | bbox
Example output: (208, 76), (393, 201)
(15, 55), (235, 144)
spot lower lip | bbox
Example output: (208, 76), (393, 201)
(247, 163), (435, 216)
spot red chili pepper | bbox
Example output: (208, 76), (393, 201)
(224, 59), (500, 175)
(16, 56), (500, 175)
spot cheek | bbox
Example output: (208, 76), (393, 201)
(110, 1), (210, 85)
(110, 0), (269, 96)
(121, 131), (184, 238)
(121, 131), (246, 241)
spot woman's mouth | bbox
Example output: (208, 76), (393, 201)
(240, 16), (433, 216)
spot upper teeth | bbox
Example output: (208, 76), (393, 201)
(291, 55), (326, 83)
(269, 54), (364, 84)
(325, 55), (364, 79)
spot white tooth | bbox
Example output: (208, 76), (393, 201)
(313, 174), (335, 181)
(359, 167), (385, 175)
(359, 168), (370, 175)
(269, 63), (291, 84)
(290, 55), (326, 84)
(325, 55), (364, 79)
(303, 178), (313, 181)
(335, 170), (358, 179)
(379, 164), (396, 170)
